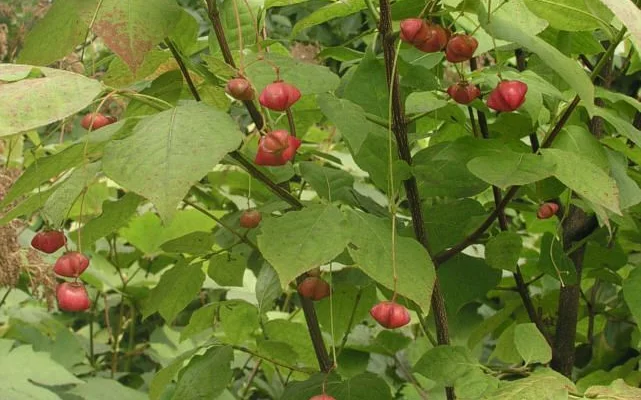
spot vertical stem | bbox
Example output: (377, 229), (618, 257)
(165, 39), (201, 102)
(377, 1), (452, 398)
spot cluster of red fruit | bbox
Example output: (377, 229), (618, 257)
(400, 18), (528, 112)
(297, 273), (410, 329)
(226, 78), (302, 166)
(31, 230), (91, 312)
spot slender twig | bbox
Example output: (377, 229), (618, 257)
(336, 289), (363, 358)
(232, 345), (315, 373)
(285, 108), (297, 137)
(434, 28), (627, 266)
(0, 287), (12, 310)
(165, 39), (201, 101)
(241, 359), (262, 399)
(205, 0), (264, 129)
(184, 198), (258, 250)
(377, 2), (452, 398)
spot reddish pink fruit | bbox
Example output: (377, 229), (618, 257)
(445, 34), (478, 63)
(255, 130), (302, 166)
(486, 80), (528, 112)
(56, 282), (90, 312)
(400, 18), (430, 45)
(80, 113), (114, 130)
(225, 78), (255, 101)
(309, 395), (336, 400)
(240, 210), (262, 229)
(54, 252), (90, 278)
(31, 230), (67, 254)
(370, 301), (410, 329)
(447, 82), (481, 104)
(537, 202), (559, 219)
(297, 277), (330, 301)
(415, 24), (450, 53)
(259, 81), (301, 111)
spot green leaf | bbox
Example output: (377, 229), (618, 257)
(0, 65), (103, 136)
(423, 199), (487, 253)
(623, 267), (641, 327)
(438, 254), (501, 314)
(143, 262), (206, 322)
(244, 54), (340, 95)
(599, 0), (641, 53)
(523, 0), (611, 31)
(282, 373), (392, 400)
(255, 263), (282, 315)
(219, 301), (259, 345)
(160, 231), (214, 255)
(257, 204), (350, 288)
(485, 232), (523, 272)
(485, 369), (574, 399)
(208, 253), (246, 287)
(211, 0), (262, 52)
(541, 148), (621, 214)
(490, 324), (521, 364)
(291, 0), (366, 37)
(264, 320), (317, 367)
(584, 379), (641, 399)
(299, 162), (355, 203)
(181, 303), (217, 341)
(70, 378), (147, 400)
(103, 50), (172, 88)
(103, 103), (243, 221)
(514, 323), (552, 364)
(93, 0), (181, 73)
(346, 210), (436, 312)
(538, 233), (577, 285)
(316, 283), (377, 341)
(467, 152), (556, 189)
(72, 192), (144, 245)
(171, 346), (233, 400)
(591, 107), (641, 148)
(476, 1), (595, 111)
(414, 345), (480, 386)
(553, 125), (609, 171)
(1, 144), (98, 208)
(17, 0), (96, 66)
(606, 150), (641, 210)
(0, 190), (54, 225)
(405, 91), (449, 115)
(149, 348), (200, 400)
(0, 344), (82, 392)
(42, 162), (101, 227)
(343, 51), (389, 117)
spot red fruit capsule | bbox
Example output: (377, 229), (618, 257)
(80, 113), (114, 130)
(255, 130), (301, 166)
(259, 81), (301, 111)
(416, 24), (450, 53)
(370, 301), (410, 329)
(445, 34), (478, 63)
(447, 82), (481, 105)
(239, 210), (262, 229)
(297, 277), (330, 301)
(487, 80), (528, 112)
(537, 202), (559, 219)
(54, 252), (90, 278)
(400, 18), (430, 45)
(31, 230), (67, 254)
(309, 395), (336, 400)
(56, 282), (91, 312)
(225, 78), (255, 101)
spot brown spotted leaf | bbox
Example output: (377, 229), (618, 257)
(92, 0), (181, 73)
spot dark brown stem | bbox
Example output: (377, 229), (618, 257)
(285, 108), (297, 137)
(165, 39), (201, 102)
(206, 0), (264, 130)
(378, 1), (451, 399)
